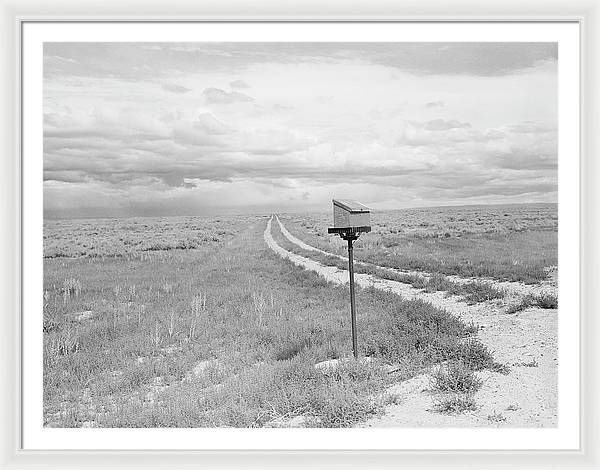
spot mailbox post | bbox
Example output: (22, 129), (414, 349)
(328, 199), (371, 359)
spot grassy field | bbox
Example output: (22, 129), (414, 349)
(279, 204), (557, 284)
(271, 219), (507, 305)
(43, 216), (244, 259)
(43, 214), (504, 428)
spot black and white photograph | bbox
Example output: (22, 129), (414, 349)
(41, 39), (561, 430)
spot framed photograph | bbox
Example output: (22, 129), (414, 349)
(2, 0), (599, 468)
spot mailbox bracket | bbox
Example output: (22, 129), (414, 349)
(327, 226), (371, 239)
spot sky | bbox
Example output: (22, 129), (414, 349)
(43, 42), (558, 218)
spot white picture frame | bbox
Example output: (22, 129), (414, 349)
(2, 0), (599, 468)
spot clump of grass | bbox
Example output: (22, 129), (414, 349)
(362, 294), (479, 365)
(430, 361), (483, 394)
(417, 274), (505, 304)
(487, 411), (507, 423)
(506, 303), (524, 315)
(272, 326), (329, 361)
(323, 359), (385, 383)
(459, 282), (505, 304)
(49, 328), (80, 357)
(433, 393), (477, 414)
(367, 267), (426, 288)
(445, 339), (509, 374)
(274, 339), (309, 361)
(98, 363), (157, 395)
(62, 278), (82, 297)
(317, 387), (378, 427)
(384, 393), (403, 406)
(43, 319), (60, 333)
(507, 293), (558, 314)
(188, 293), (207, 340)
(520, 357), (539, 367)
(536, 293), (558, 309)
(422, 273), (455, 293)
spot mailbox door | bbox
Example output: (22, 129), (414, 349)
(349, 212), (370, 227)
(333, 205), (350, 227)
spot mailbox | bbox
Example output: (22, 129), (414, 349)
(331, 199), (371, 231)
(327, 198), (371, 359)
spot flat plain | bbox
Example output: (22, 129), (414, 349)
(43, 203), (558, 428)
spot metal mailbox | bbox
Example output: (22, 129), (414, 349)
(332, 199), (371, 230)
(327, 199), (371, 359)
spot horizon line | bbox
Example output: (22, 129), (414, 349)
(43, 201), (558, 222)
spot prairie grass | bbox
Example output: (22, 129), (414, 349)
(44, 215), (242, 258)
(487, 411), (507, 423)
(44, 215), (502, 428)
(271, 222), (505, 305)
(433, 394), (478, 414)
(506, 293), (559, 314)
(446, 339), (510, 375)
(279, 203), (557, 284)
(520, 357), (539, 368)
(430, 361), (483, 394)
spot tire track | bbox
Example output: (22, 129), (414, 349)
(265, 216), (557, 427)
(274, 215), (557, 298)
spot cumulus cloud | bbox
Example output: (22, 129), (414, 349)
(425, 101), (444, 108)
(202, 87), (254, 104)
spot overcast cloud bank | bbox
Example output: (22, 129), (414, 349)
(43, 42), (557, 218)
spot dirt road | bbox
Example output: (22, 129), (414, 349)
(275, 215), (557, 298)
(265, 217), (558, 427)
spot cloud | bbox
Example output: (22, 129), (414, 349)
(161, 83), (191, 94)
(202, 87), (254, 104)
(424, 119), (471, 131)
(170, 113), (231, 145)
(44, 115), (556, 202)
(364, 43), (557, 76)
(230, 79), (250, 89)
(42, 42), (558, 217)
(44, 42), (558, 82)
(43, 105), (314, 190)
(508, 121), (556, 134)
